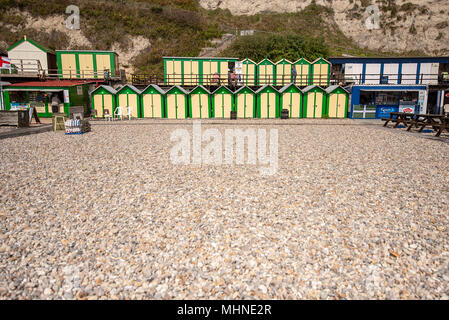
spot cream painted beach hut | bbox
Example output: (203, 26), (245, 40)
(90, 85), (117, 118)
(257, 58), (275, 85)
(165, 85), (189, 119)
(303, 85), (327, 119)
(212, 86), (234, 119)
(256, 85), (280, 119)
(141, 84), (165, 118)
(117, 84), (142, 118)
(311, 57), (331, 86)
(241, 58), (257, 86)
(293, 58), (312, 86)
(234, 86), (256, 118)
(325, 85), (349, 118)
(189, 85), (212, 119)
(275, 58), (293, 86)
(279, 84), (303, 118)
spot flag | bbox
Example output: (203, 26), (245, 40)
(0, 56), (11, 69)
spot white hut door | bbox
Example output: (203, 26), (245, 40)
(103, 94), (112, 115)
(291, 93), (301, 118)
(337, 94), (346, 118)
(259, 65), (266, 85)
(152, 94), (162, 118)
(200, 94), (209, 118)
(94, 94), (103, 117)
(268, 92), (276, 118)
(306, 92), (315, 118)
(223, 94), (232, 118)
(237, 94), (245, 118)
(166, 94), (176, 119)
(260, 93), (268, 118)
(177, 94), (186, 119)
(328, 93), (338, 118)
(128, 94), (138, 118)
(314, 93), (323, 118)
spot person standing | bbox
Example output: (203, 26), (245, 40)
(51, 93), (61, 114)
(291, 64), (297, 83)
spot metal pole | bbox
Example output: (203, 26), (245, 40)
(0, 83), (3, 110)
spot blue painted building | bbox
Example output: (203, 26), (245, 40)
(329, 57), (449, 117)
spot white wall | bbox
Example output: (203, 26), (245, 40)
(345, 63), (363, 84)
(419, 63), (439, 85)
(401, 63), (418, 84)
(365, 63), (381, 84)
(383, 63), (399, 84)
(7, 41), (48, 71)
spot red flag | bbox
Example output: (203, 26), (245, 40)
(0, 56), (11, 69)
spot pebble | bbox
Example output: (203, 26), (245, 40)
(0, 119), (448, 299)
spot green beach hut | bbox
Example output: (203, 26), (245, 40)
(279, 84), (303, 118)
(234, 86), (256, 118)
(275, 58), (293, 86)
(241, 58), (257, 86)
(303, 85), (327, 118)
(165, 85), (189, 119)
(256, 85), (280, 119)
(293, 58), (312, 86)
(257, 58), (276, 85)
(311, 57), (331, 86)
(141, 84), (165, 118)
(90, 85), (117, 118)
(116, 84), (142, 118)
(189, 85), (212, 119)
(325, 85), (349, 118)
(212, 86), (234, 119)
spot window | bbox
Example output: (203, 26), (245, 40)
(9, 91), (27, 103)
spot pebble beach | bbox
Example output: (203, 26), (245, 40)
(0, 119), (448, 300)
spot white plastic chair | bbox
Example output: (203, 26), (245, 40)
(104, 109), (113, 121)
(126, 106), (132, 120)
(114, 106), (124, 120)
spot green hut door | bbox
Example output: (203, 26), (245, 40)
(214, 93), (232, 118)
(306, 92), (324, 118)
(260, 92), (277, 118)
(282, 92), (302, 118)
(143, 93), (162, 118)
(191, 93), (209, 118)
(167, 93), (186, 119)
(328, 93), (347, 118)
(237, 93), (254, 118)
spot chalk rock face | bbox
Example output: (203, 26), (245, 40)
(198, 0), (449, 54)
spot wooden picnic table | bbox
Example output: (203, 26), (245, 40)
(382, 112), (449, 137)
(382, 112), (416, 128)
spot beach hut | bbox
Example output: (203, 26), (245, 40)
(141, 84), (165, 118)
(189, 85), (212, 119)
(165, 85), (189, 119)
(303, 85), (327, 118)
(325, 85), (349, 118)
(116, 84), (142, 118)
(279, 84), (303, 118)
(90, 85), (117, 118)
(257, 58), (275, 85)
(234, 86), (256, 118)
(311, 57), (331, 86)
(256, 85), (280, 119)
(293, 58), (311, 86)
(275, 59), (293, 86)
(212, 86), (234, 119)
(241, 58), (257, 86)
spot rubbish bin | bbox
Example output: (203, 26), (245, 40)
(281, 109), (289, 119)
(230, 110), (237, 120)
